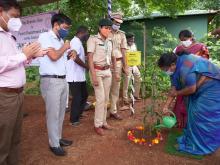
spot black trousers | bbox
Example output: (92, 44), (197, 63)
(69, 81), (88, 123)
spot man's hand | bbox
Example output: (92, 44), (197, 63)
(22, 42), (41, 59)
(63, 40), (70, 50)
(33, 48), (48, 58)
(114, 73), (120, 82)
(92, 75), (99, 86)
(123, 66), (129, 76)
(67, 50), (76, 60)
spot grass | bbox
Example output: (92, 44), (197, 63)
(164, 129), (204, 160)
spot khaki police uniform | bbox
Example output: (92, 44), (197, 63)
(109, 29), (127, 114)
(123, 44), (141, 102)
(87, 33), (113, 127)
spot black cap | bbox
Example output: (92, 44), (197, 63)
(126, 32), (135, 39)
(99, 18), (113, 26)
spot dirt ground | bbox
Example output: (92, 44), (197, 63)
(20, 95), (220, 165)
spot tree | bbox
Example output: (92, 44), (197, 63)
(191, 0), (220, 30)
(22, 0), (201, 34)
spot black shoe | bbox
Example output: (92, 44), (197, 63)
(70, 121), (80, 126)
(23, 112), (29, 118)
(59, 139), (73, 147)
(65, 107), (70, 113)
(49, 146), (66, 156)
(80, 114), (87, 119)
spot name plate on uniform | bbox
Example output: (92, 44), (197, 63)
(126, 51), (141, 66)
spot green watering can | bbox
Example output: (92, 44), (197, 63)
(154, 111), (177, 129)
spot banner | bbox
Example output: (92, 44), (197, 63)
(11, 11), (56, 66)
(126, 51), (141, 66)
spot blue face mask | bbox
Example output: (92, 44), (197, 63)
(58, 28), (69, 39)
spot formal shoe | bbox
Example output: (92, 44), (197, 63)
(23, 112), (29, 118)
(59, 139), (73, 147)
(70, 121), (80, 126)
(110, 113), (123, 120)
(102, 124), (113, 130)
(65, 107), (70, 113)
(94, 127), (104, 136)
(49, 146), (66, 156)
(80, 114), (88, 119)
(134, 96), (142, 101)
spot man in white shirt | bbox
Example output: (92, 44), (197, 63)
(123, 32), (142, 104)
(66, 26), (89, 126)
(38, 13), (74, 156)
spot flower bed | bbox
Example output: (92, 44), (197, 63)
(127, 126), (163, 147)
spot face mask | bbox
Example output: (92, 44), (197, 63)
(181, 39), (192, 47)
(1, 14), (22, 32)
(165, 70), (174, 76)
(58, 28), (69, 39)
(112, 24), (120, 31)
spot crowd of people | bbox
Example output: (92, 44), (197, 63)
(1, 0), (220, 164)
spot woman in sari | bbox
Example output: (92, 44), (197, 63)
(172, 30), (210, 128)
(158, 52), (220, 155)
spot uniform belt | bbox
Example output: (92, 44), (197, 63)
(94, 65), (110, 70)
(0, 87), (23, 94)
(116, 57), (123, 61)
(40, 75), (66, 79)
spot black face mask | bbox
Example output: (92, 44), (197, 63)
(81, 34), (90, 42)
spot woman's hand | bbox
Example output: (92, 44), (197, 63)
(162, 106), (169, 114)
(168, 88), (178, 97)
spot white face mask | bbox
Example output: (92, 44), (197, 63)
(165, 70), (174, 76)
(1, 13), (22, 32)
(112, 24), (120, 31)
(181, 39), (192, 47)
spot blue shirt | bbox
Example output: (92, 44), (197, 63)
(37, 30), (67, 76)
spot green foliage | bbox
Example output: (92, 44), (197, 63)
(25, 67), (40, 95)
(85, 72), (94, 95)
(21, 0), (204, 36)
(141, 26), (175, 134)
(140, 56), (170, 98)
(141, 56), (169, 135)
(133, 0), (197, 16)
(200, 35), (220, 61)
(191, 0), (220, 32)
(151, 27), (178, 56)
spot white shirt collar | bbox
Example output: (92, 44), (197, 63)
(49, 30), (61, 40)
(74, 36), (82, 44)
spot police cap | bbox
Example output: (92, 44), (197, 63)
(99, 18), (113, 27)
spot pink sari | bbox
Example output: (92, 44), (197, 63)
(174, 42), (209, 128)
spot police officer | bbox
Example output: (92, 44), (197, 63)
(87, 18), (114, 136)
(109, 12), (128, 120)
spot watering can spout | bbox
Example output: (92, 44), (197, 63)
(154, 124), (166, 129)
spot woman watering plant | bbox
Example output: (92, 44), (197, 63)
(172, 29), (210, 128)
(158, 52), (220, 155)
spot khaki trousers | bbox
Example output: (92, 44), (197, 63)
(92, 69), (112, 127)
(110, 61), (123, 114)
(123, 66), (141, 101)
(0, 91), (24, 165)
